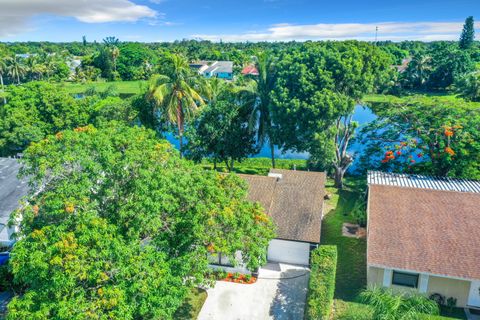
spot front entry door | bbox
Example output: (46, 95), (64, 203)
(468, 280), (480, 308)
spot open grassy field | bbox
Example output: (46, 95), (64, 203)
(363, 93), (480, 110)
(59, 80), (147, 95)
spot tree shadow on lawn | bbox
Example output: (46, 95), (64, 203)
(174, 287), (208, 320)
(321, 185), (367, 302)
(269, 269), (310, 320)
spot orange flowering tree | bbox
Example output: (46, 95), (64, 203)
(9, 123), (275, 319)
(358, 96), (480, 178)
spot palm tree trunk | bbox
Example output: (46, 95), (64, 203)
(270, 141), (275, 168)
(177, 101), (184, 158)
(0, 75), (6, 105)
(17, 72), (20, 85)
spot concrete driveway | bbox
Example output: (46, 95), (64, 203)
(197, 263), (310, 320)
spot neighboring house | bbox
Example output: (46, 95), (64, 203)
(209, 169), (326, 272)
(366, 171), (480, 310)
(0, 158), (28, 248)
(190, 61), (234, 80)
(241, 65), (259, 76)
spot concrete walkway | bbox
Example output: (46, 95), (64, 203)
(198, 263), (310, 320)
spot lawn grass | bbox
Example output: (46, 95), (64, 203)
(174, 288), (207, 320)
(201, 157), (308, 175)
(321, 178), (367, 302)
(59, 80), (146, 95)
(363, 93), (480, 110)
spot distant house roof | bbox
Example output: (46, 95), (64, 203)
(203, 61), (233, 74)
(0, 158), (29, 243)
(368, 171), (480, 193)
(239, 169), (326, 243)
(367, 178), (480, 280)
(241, 65), (259, 76)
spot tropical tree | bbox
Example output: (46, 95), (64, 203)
(110, 46), (120, 73)
(402, 54), (432, 89)
(360, 287), (439, 320)
(103, 36), (120, 47)
(147, 54), (204, 156)
(0, 82), (93, 156)
(455, 71), (480, 102)
(239, 51), (278, 167)
(186, 82), (257, 170)
(8, 123), (275, 319)
(358, 96), (480, 179)
(459, 16), (475, 50)
(0, 57), (6, 104)
(6, 55), (26, 84)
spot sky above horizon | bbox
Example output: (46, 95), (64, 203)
(0, 0), (478, 43)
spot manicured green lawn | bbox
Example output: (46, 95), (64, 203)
(321, 178), (367, 301)
(174, 288), (208, 320)
(202, 157), (307, 175)
(59, 80), (146, 95)
(363, 93), (480, 110)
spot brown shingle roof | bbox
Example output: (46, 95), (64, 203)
(367, 184), (480, 280)
(239, 169), (326, 243)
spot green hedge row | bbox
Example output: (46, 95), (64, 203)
(305, 245), (338, 320)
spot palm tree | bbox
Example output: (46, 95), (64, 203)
(405, 54), (432, 89)
(360, 287), (439, 320)
(110, 46), (120, 72)
(238, 51), (277, 167)
(147, 54), (204, 157)
(103, 36), (120, 47)
(6, 56), (26, 84)
(0, 57), (7, 104)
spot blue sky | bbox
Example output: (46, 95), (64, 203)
(0, 0), (478, 42)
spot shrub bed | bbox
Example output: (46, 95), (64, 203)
(305, 245), (338, 320)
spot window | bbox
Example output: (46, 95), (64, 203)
(208, 253), (234, 267)
(392, 271), (419, 288)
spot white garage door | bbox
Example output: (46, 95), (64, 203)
(267, 239), (311, 266)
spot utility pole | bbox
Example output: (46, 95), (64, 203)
(375, 26), (379, 45)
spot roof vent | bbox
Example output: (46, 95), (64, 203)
(268, 173), (283, 180)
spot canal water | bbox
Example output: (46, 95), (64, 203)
(165, 104), (377, 160)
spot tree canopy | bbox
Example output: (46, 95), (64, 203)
(8, 123), (275, 319)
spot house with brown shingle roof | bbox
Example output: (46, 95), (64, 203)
(366, 171), (480, 310)
(209, 169), (325, 270)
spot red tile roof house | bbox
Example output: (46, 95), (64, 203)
(209, 169), (326, 273)
(241, 65), (259, 76)
(366, 171), (480, 311)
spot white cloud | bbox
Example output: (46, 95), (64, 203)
(191, 21), (472, 42)
(0, 0), (158, 37)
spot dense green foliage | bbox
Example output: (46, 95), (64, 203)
(8, 123), (275, 319)
(360, 287), (440, 320)
(359, 96), (480, 179)
(186, 80), (257, 169)
(0, 82), (138, 156)
(305, 246), (338, 320)
(0, 82), (90, 156)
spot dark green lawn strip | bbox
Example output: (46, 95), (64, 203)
(174, 288), (208, 320)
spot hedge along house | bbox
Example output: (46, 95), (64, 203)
(209, 169), (326, 273)
(366, 171), (480, 310)
(0, 158), (29, 248)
